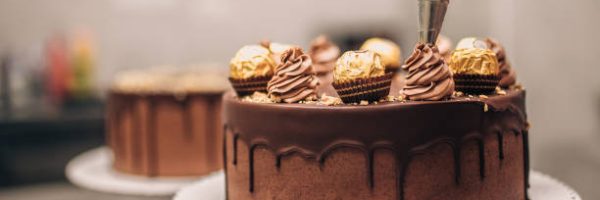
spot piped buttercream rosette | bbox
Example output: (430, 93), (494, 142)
(402, 43), (455, 101)
(267, 47), (319, 103)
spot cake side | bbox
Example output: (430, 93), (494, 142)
(222, 89), (528, 200)
(107, 91), (224, 176)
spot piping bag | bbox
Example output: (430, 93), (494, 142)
(418, 0), (450, 45)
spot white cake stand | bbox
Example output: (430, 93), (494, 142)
(66, 147), (212, 196)
(173, 170), (581, 200)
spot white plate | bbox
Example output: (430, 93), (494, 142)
(66, 147), (208, 196)
(173, 170), (581, 200)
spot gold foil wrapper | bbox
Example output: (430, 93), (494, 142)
(229, 45), (276, 79)
(449, 48), (499, 76)
(333, 50), (385, 83)
(360, 38), (402, 68)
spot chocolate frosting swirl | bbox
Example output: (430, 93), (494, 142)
(485, 38), (516, 87)
(402, 43), (454, 100)
(267, 47), (319, 103)
(309, 36), (340, 75)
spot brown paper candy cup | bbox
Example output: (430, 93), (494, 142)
(453, 74), (500, 94)
(229, 75), (272, 96)
(385, 66), (401, 74)
(333, 73), (394, 103)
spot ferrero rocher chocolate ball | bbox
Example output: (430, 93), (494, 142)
(229, 45), (276, 79)
(449, 48), (501, 94)
(360, 38), (402, 70)
(333, 50), (385, 83)
(332, 50), (392, 103)
(449, 48), (500, 76)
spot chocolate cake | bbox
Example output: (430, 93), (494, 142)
(222, 47), (528, 199)
(222, 44), (529, 199)
(106, 69), (228, 176)
(223, 88), (528, 200)
(222, 0), (528, 199)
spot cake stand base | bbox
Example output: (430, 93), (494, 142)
(173, 170), (581, 200)
(66, 147), (214, 196)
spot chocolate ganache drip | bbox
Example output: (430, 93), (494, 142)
(267, 47), (319, 103)
(309, 35), (340, 75)
(223, 89), (530, 200)
(402, 43), (454, 100)
(485, 38), (516, 88)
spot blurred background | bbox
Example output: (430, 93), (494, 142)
(0, 0), (598, 199)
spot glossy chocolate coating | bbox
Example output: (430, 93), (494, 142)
(223, 89), (529, 200)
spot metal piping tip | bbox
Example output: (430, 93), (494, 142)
(418, 0), (450, 45)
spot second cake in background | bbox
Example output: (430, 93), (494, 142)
(107, 68), (229, 177)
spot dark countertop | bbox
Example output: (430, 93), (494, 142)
(0, 100), (173, 199)
(0, 181), (169, 200)
(0, 100), (105, 186)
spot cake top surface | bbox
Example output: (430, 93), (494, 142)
(224, 87), (528, 158)
(112, 67), (230, 95)
(228, 86), (523, 110)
